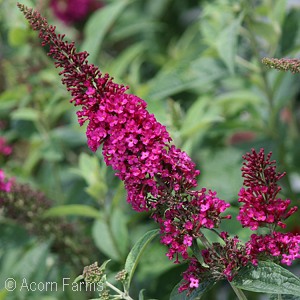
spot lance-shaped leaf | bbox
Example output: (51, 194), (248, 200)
(124, 229), (159, 290)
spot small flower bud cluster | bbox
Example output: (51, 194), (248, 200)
(115, 269), (127, 282)
(83, 262), (103, 284)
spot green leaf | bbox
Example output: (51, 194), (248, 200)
(43, 205), (100, 219)
(216, 14), (243, 74)
(269, 294), (300, 300)
(74, 153), (107, 200)
(108, 43), (146, 78)
(0, 86), (27, 112)
(81, 1), (129, 64)
(144, 57), (226, 101)
(215, 90), (262, 115)
(92, 219), (120, 261)
(197, 147), (244, 200)
(13, 242), (50, 279)
(11, 108), (40, 121)
(270, 0), (287, 26)
(0, 289), (8, 300)
(180, 96), (223, 139)
(8, 27), (28, 46)
(124, 229), (159, 290)
(250, 20), (279, 51)
(170, 279), (215, 300)
(99, 259), (111, 271)
(232, 261), (300, 296)
(111, 208), (129, 258)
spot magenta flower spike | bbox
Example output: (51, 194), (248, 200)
(17, 3), (231, 268)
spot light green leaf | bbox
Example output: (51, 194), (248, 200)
(81, 1), (128, 64)
(0, 86), (26, 111)
(170, 279), (215, 300)
(250, 20), (279, 51)
(180, 96), (223, 139)
(75, 153), (107, 200)
(124, 229), (159, 290)
(197, 147), (244, 200)
(111, 208), (129, 258)
(92, 219), (120, 261)
(11, 108), (39, 121)
(8, 27), (28, 46)
(270, 0), (287, 26)
(13, 242), (50, 279)
(216, 14), (243, 74)
(0, 289), (8, 300)
(144, 57), (226, 101)
(215, 90), (262, 115)
(232, 261), (300, 296)
(108, 43), (146, 78)
(43, 205), (100, 219)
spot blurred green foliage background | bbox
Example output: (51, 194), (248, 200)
(0, 0), (300, 299)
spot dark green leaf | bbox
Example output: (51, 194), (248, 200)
(269, 294), (300, 300)
(232, 261), (300, 296)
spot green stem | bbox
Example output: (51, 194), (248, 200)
(106, 281), (133, 300)
(229, 282), (248, 300)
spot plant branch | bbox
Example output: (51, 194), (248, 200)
(106, 281), (134, 300)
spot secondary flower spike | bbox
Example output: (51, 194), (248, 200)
(17, 3), (230, 263)
(237, 148), (297, 230)
(262, 57), (300, 74)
